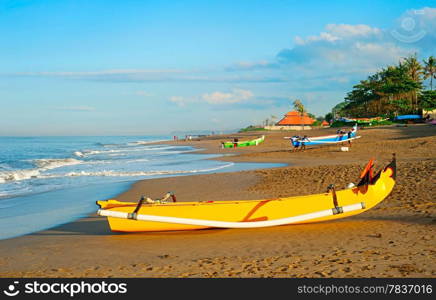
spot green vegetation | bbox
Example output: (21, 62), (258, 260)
(293, 99), (305, 115)
(293, 99), (307, 129)
(423, 56), (436, 91)
(420, 90), (436, 111)
(334, 54), (436, 118)
(324, 112), (333, 123)
(330, 119), (394, 128)
(308, 113), (316, 119)
(239, 126), (267, 133)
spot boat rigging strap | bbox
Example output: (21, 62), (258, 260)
(129, 192), (177, 220)
(327, 184), (341, 213)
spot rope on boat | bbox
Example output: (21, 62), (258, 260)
(97, 202), (365, 229)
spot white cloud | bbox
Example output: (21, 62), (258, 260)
(294, 24), (381, 46)
(278, 22), (419, 77)
(169, 89), (254, 107)
(169, 96), (188, 107)
(295, 32), (341, 45)
(232, 8), (435, 84)
(326, 24), (382, 38)
(202, 89), (253, 105)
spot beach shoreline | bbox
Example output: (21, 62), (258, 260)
(0, 124), (435, 278)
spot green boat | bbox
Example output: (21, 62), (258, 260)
(222, 135), (265, 148)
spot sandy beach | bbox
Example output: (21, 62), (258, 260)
(0, 124), (435, 278)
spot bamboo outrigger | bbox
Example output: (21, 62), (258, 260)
(97, 154), (396, 233)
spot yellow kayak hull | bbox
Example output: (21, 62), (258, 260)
(97, 160), (395, 232)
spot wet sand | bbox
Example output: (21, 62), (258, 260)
(0, 124), (435, 277)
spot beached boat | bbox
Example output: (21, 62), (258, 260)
(97, 155), (396, 232)
(286, 124), (359, 146)
(221, 135), (265, 148)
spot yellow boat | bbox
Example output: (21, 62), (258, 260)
(97, 155), (396, 232)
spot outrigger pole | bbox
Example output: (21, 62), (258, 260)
(97, 202), (366, 229)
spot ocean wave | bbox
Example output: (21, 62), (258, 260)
(0, 169), (41, 182)
(58, 163), (234, 177)
(129, 139), (170, 146)
(142, 146), (173, 150)
(106, 153), (127, 157)
(73, 149), (125, 157)
(0, 162), (234, 183)
(153, 149), (196, 155)
(0, 157), (150, 183)
(97, 139), (169, 147)
(0, 163), (12, 171)
(0, 158), (83, 183)
(34, 158), (82, 170)
(73, 145), (180, 158)
(75, 148), (147, 157)
(97, 143), (122, 147)
(73, 151), (85, 157)
(124, 158), (150, 163)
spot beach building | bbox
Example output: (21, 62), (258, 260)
(321, 120), (329, 127)
(264, 111), (315, 130)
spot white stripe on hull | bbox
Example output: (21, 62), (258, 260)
(97, 202), (365, 229)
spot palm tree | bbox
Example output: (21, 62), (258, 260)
(293, 99), (305, 130)
(270, 115), (277, 125)
(264, 118), (270, 127)
(423, 56), (436, 91)
(404, 54), (423, 111)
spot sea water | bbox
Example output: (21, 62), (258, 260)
(0, 136), (282, 240)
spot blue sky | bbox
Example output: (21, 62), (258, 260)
(0, 0), (435, 135)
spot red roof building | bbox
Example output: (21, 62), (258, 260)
(276, 111), (315, 126)
(321, 120), (329, 126)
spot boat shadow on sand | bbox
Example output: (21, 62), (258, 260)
(30, 216), (116, 236)
(30, 215), (228, 237)
(30, 213), (432, 238)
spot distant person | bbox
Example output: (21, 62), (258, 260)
(300, 135), (309, 151)
(337, 128), (345, 140)
(347, 129), (353, 147)
(233, 138), (239, 148)
(290, 136), (301, 152)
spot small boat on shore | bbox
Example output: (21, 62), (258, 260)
(285, 124), (359, 147)
(97, 155), (396, 233)
(221, 135), (265, 148)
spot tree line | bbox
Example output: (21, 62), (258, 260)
(333, 54), (436, 118)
